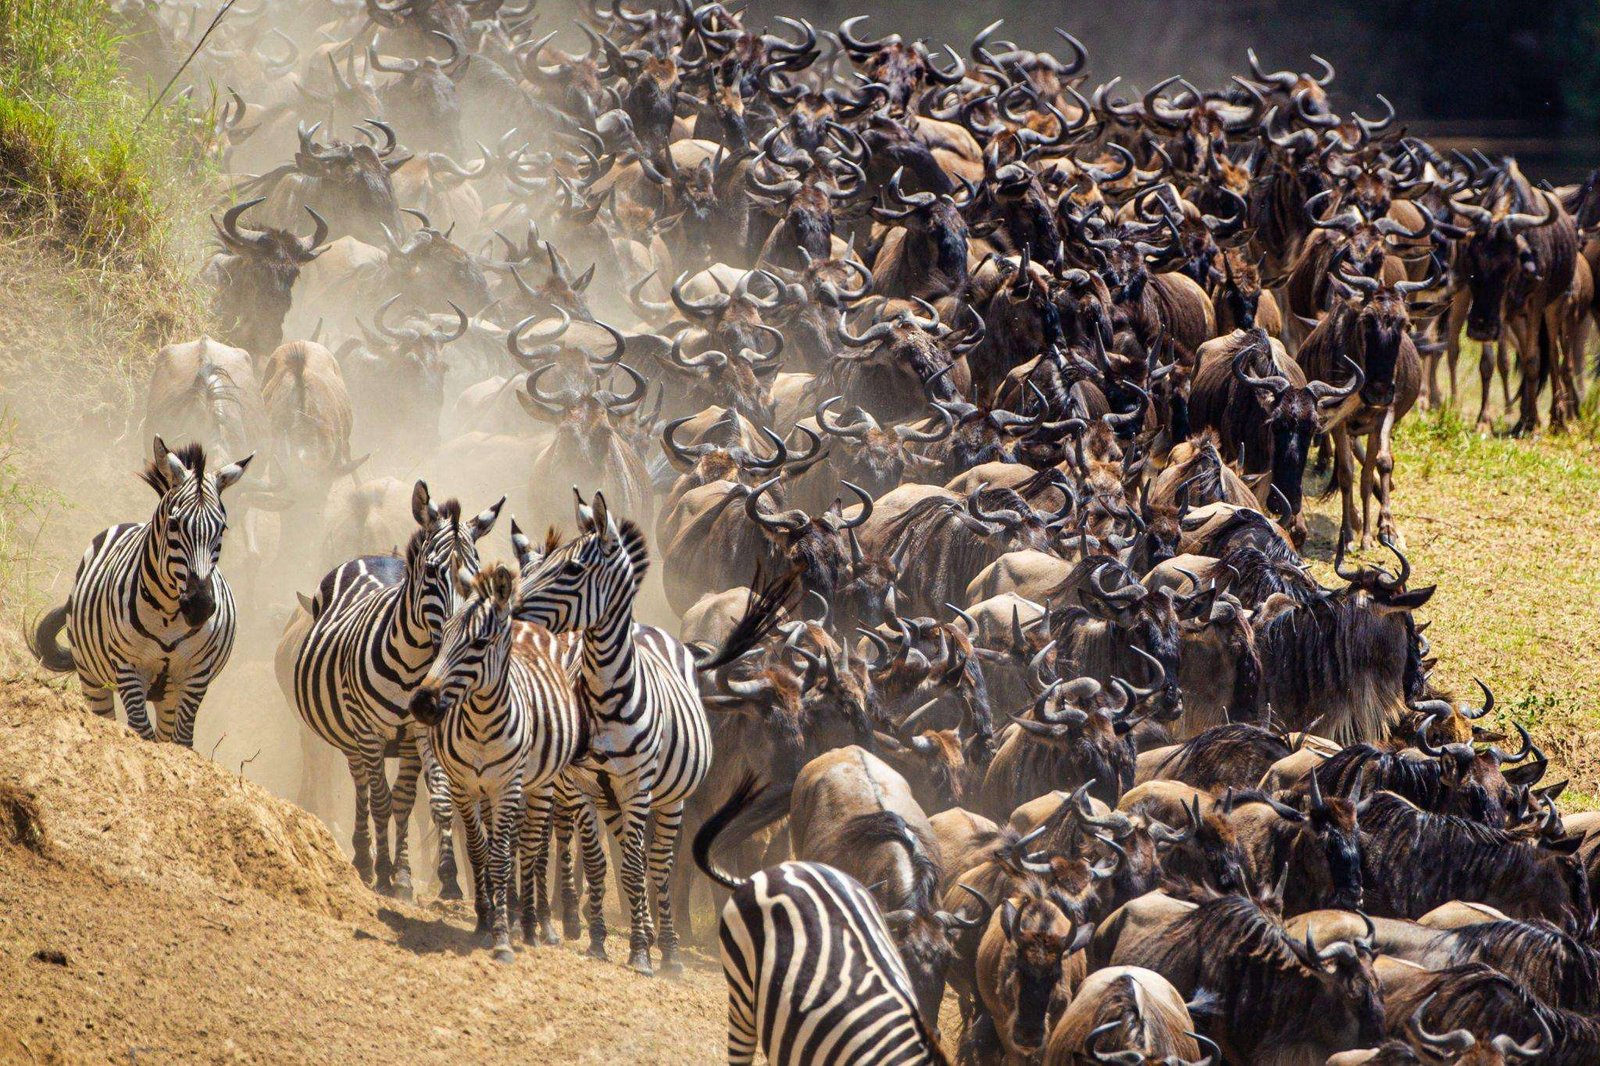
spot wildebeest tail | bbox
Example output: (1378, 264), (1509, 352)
(693, 772), (785, 891)
(28, 604), (75, 673)
(695, 563), (800, 672)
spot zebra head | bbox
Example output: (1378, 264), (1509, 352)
(142, 437), (251, 625)
(410, 479), (505, 608)
(513, 489), (649, 633)
(410, 564), (518, 726)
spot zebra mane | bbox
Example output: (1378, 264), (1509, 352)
(140, 441), (207, 495)
(617, 518), (650, 580)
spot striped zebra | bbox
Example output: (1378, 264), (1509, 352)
(512, 489), (712, 975)
(408, 558), (584, 960)
(291, 479), (502, 898)
(30, 439), (248, 746)
(694, 775), (952, 1066)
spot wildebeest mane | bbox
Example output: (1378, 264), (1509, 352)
(1440, 919), (1600, 1013)
(1154, 724), (1292, 793)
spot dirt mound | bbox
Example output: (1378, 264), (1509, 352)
(0, 677), (369, 921)
(0, 678), (726, 1063)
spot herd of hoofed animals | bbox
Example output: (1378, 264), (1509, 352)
(23, 0), (1600, 1062)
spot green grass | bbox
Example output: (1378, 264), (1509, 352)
(1302, 363), (1600, 809)
(0, 0), (208, 307)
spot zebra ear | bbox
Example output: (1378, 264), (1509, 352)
(411, 480), (436, 526)
(591, 490), (617, 546)
(470, 496), (505, 541)
(216, 454), (253, 492)
(165, 448), (189, 486)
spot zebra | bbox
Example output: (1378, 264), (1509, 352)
(30, 439), (248, 747)
(513, 489), (790, 975)
(694, 774), (954, 1066)
(408, 557), (584, 960)
(290, 479), (502, 898)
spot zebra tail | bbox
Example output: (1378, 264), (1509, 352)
(695, 564), (801, 672)
(693, 771), (787, 892)
(28, 604), (75, 673)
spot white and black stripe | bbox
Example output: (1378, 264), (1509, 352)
(695, 776), (950, 1066)
(31, 440), (248, 747)
(291, 481), (502, 897)
(514, 491), (711, 975)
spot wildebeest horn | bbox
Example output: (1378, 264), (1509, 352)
(662, 415), (716, 467)
(936, 884), (992, 930)
(596, 362), (647, 414)
(1376, 531), (1411, 590)
(1307, 765), (1326, 812)
(670, 270), (731, 320)
(858, 627), (894, 671)
(1406, 994), (1478, 1055)
(1461, 677), (1495, 720)
(1308, 353), (1364, 409)
(745, 476), (807, 532)
(506, 308), (572, 367)
(1490, 1005), (1554, 1060)
(1487, 722), (1534, 765)
(1231, 337), (1290, 398)
(816, 395), (876, 439)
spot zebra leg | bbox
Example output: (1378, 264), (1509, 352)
(344, 752), (373, 883)
(577, 802), (610, 959)
(85, 686), (115, 721)
(553, 799), (582, 940)
(490, 777), (523, 963)
(649, 800), (686, 977)
(171, 680), (209, 749)
(360, 731), (395, 894)
(601, 799), (656, 974)
(116, 669), (157, 742)
(388, 735), (423, 901)
(413, 730), (461, 900)
(521, 783), (559, 945)
(457, 793), (491, 935)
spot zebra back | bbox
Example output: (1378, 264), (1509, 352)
(721, 862), (950, 1066)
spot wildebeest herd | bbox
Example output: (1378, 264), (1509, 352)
(25, 0), (1600, 1062)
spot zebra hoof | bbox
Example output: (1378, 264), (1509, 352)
(438, 878), (463, 901)
(586, 941), (609, 962)
(563, 913), (582, 940)
(541, 924), (561, 947)
(658, 955), (684, 979)
(627, 949), (654, 976)
(493, 944), (515, 965)
(391, 874), (413, 902)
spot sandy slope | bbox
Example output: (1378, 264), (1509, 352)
(0, 678), (727, 1064)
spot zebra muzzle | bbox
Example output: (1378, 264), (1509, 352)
(179, 579), (216, 626)
(408, 686), (448, 726)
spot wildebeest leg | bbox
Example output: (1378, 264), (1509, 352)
(116, 668), (157, 741)
(1333, 426), (1359, 552)
(1358, 421), (1383, 550)
(1445, 288), (1469, 407)
(1476, 342), (1496, 432)
(1548, 306), (1579, 429)
(1509, 318), (1541, 436)
(649, 799), (686, 976)
(1372, 409), (1401, 547)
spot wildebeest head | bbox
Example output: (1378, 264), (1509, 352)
(991, 883), (1092, 1053)
(659, 335), (783, 424)
(208, 198), (328, 355)
(1412, 680), (1549, 828)
(290, 120), (408, 245)
(1226, 328), (1362, 536)
(382, 208), (492, 312)
(1451, 181), (1561, 342)
(350, 295), (469, 451)
(743, 474), (873, 603)
(368, 31), (467, 153)
(837, 16), (966, 110)
(1009, 677), (1140, 807)
(833, 300), (981, 421)
(814, 397), (951, 502)
(519, 359), (649, 468)
(871, 167), (975, 297)
(1326, 269), (1427, 407)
